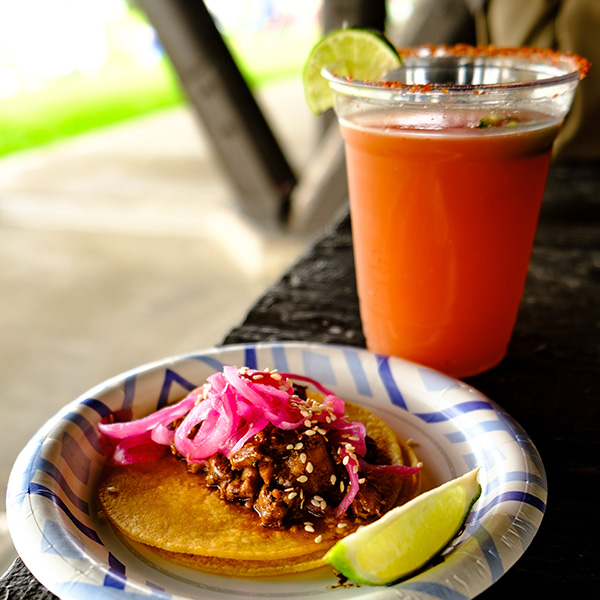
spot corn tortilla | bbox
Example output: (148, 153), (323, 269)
(97, 401), (421, 575)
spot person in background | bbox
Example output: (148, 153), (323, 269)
(473, 0), (598, 160)
(400, 0), (599, 160)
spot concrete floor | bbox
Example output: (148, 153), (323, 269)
(0, 79), (319, 574)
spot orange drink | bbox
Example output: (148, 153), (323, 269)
(325, 46), (588, 377)
(342, 111), (558, 376)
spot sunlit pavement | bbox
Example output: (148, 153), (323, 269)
(0, 78), (317, 573)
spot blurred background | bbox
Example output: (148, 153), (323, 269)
(0, 0), (419, 159)
(0, 0), (420, 574)
(0, 0), (315, 157)
(2, 0), (596, 579)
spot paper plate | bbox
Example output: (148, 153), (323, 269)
(7, 342), (547, 599)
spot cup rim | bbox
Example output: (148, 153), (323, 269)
(323, 44), (589, 96)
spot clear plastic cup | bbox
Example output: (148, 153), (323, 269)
(325, 46), (589, 378)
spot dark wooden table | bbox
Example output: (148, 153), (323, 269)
(2, 161), (598, 598)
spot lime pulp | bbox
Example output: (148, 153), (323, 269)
(302, 28), (401, 115)
(323, 468), (482, 586)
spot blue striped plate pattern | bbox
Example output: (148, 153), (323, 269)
(7, 342), (546, 599)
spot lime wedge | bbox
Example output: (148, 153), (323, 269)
(302, 28), (401, 115)
(324, 468), (482, 586)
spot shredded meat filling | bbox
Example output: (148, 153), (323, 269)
(177, 422), (392, 528)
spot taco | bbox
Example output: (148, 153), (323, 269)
(97, 367), (421, 576)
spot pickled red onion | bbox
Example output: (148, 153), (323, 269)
(112, 431), (169, 465)
(336, 448), (361, 517)
(279, 372), (336, 397)
(98, 391), (199, 439)
(97, 366), (420, 517)
(357, 456), (421, 476)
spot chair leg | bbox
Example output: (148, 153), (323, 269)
(288, 1), (387, 233)
(287, 123), (348, 234)
(137, 0), (297, 228)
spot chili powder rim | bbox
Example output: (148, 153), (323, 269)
(324, 43), (590, 96)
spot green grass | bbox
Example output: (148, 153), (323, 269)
(0, 22), (317, 158)
(0, 58), (183, 157)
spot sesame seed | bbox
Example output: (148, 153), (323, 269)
(286, 444), (294, 450)
(340, 481), (345, 492)
(304, 430), (316, 436)
(342, 456), (350, 466)
(300, 453), (307, 463)
(358, 478), (366, 484)
(288, 492), (298, 500)
(317, 427), (327, 435)
(311, 498), (321, 507)
(304, 524), (315, 533)
(314, 495), (324, 502)
(330, 474), (337, 485)
(337, 523), (348, 529)
(297, 475), (308, 483)
(306, 462), (314, 473)
(304, 419), (312, 428)
(252, 374), (263, 380)
(314, 535), (323, 543)
(353, 464), (359, 474)
(285, 487), (294, 492)
(320, 501), (327, 509)
(295, 442), (304, 450)
(271, 373), (282, 380)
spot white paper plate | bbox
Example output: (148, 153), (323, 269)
(7, 342), (547, 599)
